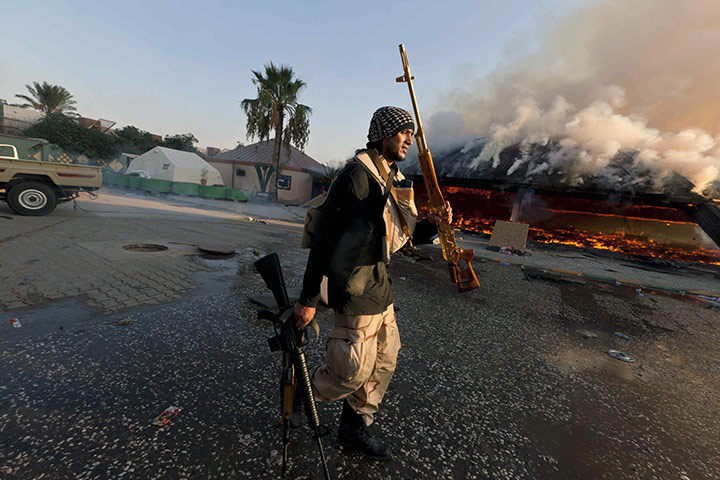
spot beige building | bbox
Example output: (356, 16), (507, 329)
(205, 139), (325, 204)
(0, 100), (44, 135)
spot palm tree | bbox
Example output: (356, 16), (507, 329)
(15, 81), (78, 116)
(241, 63), (311, 202)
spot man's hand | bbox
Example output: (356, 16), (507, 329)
(427, 200), (453, 226)
(293, 303), (316, 330)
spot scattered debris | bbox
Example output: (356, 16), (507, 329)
(577, 329), (598, 338)
(152, 406), (181, 427)
(399, 277), (407, 281)
(697, 295), (720, 310)
(10, 318), (21, 328)
(253, 248), (261, 257)
(238, 433), (254, 449)
(520, 265), (532, 282)
(539, 454), (558, 464)
(499, 261), (510, 267)
(607, 350), (634, 363)
(636, 288), (644, 297)
(117, 317), (133, 326)
(267, 449), (283, 467)
(431, 412), (439, 425)
(614, 332), (631, 341)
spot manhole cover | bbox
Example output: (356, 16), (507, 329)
(122, 244), (169, 252)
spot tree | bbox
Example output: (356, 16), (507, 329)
(163, 133), (198, 152)
(241, 62), (311, 202)
(312, 164), (341, 194)
(25, 113), (117, 159)
(115, 126), (162, 154)
(15, 81), (78, 116)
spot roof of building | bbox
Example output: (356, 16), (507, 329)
(401, 138), (710, 202)
(210, 139), (324, 172)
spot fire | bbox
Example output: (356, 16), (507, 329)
(415, 184), (720, 264)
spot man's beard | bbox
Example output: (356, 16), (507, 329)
(385, 149), (406, 163)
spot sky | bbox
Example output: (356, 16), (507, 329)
(2, 0), (589, 165)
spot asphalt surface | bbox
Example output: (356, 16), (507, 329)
(1, 189), (719, 479)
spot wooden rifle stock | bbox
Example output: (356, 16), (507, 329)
(396, 44), (479, 292)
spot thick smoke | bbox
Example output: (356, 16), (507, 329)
(431, 0), (720, 195)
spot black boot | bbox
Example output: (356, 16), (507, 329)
(337, 400), (391, 461)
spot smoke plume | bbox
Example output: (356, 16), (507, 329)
(431, 0), (720, 195)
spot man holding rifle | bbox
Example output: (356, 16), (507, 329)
(293, 106), (451, 461)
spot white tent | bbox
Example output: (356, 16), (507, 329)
(127, 147), (225, 186)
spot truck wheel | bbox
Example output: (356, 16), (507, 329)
(7, 181), (58, 216)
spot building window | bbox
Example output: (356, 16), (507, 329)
(236, 168), (246, 176)
(277, 174), (292, 190)
(162, 163), (170, 170)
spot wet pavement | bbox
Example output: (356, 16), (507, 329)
(1, 189), (719, 479)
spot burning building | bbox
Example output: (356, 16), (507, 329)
(401, 138), (720, 263)
(399, 0), (720, 264)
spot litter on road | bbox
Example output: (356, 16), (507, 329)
(607, 350), (634, 363)
(614, 332), (631, 340)
(9, 318), (21, 328)
(152, 406), (181, 427)
(577, 329), (598, 338)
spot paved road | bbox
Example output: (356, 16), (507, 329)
(1, 189), (719, 479)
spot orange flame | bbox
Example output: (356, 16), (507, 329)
(416, 188), (720, 264)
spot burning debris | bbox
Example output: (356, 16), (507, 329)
(412, 183), (720, 264)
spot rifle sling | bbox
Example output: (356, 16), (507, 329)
(367, 153), (411, 237)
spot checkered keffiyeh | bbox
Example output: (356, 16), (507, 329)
(367, 106), (414, 143)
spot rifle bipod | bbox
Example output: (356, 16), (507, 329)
(255, 253), (332, 480)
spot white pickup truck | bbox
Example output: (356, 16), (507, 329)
(0, 144), (102, 215)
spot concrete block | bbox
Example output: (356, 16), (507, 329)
(489, 220), (530, 250)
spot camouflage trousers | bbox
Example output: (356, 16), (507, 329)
(310, 304), (401, 426)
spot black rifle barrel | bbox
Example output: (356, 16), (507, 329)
(255, 253), (331, 480)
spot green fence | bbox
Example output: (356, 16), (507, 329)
(144, 179), (172, 193)
(129, 177), (146, 189)
(226, 188), (248, 202)
(199, 185), (226, 199)
(171, 182), (200, 196)
(104, 175), (248, 202)
(102, 172), (119, 185)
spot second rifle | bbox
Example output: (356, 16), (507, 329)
(254, 253), (331, 480)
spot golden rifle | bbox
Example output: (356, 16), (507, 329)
(396, 44), (479, 292)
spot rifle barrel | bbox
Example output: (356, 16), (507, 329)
(399, 44), (428, 153)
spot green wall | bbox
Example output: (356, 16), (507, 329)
(0, 134), (50, 161)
